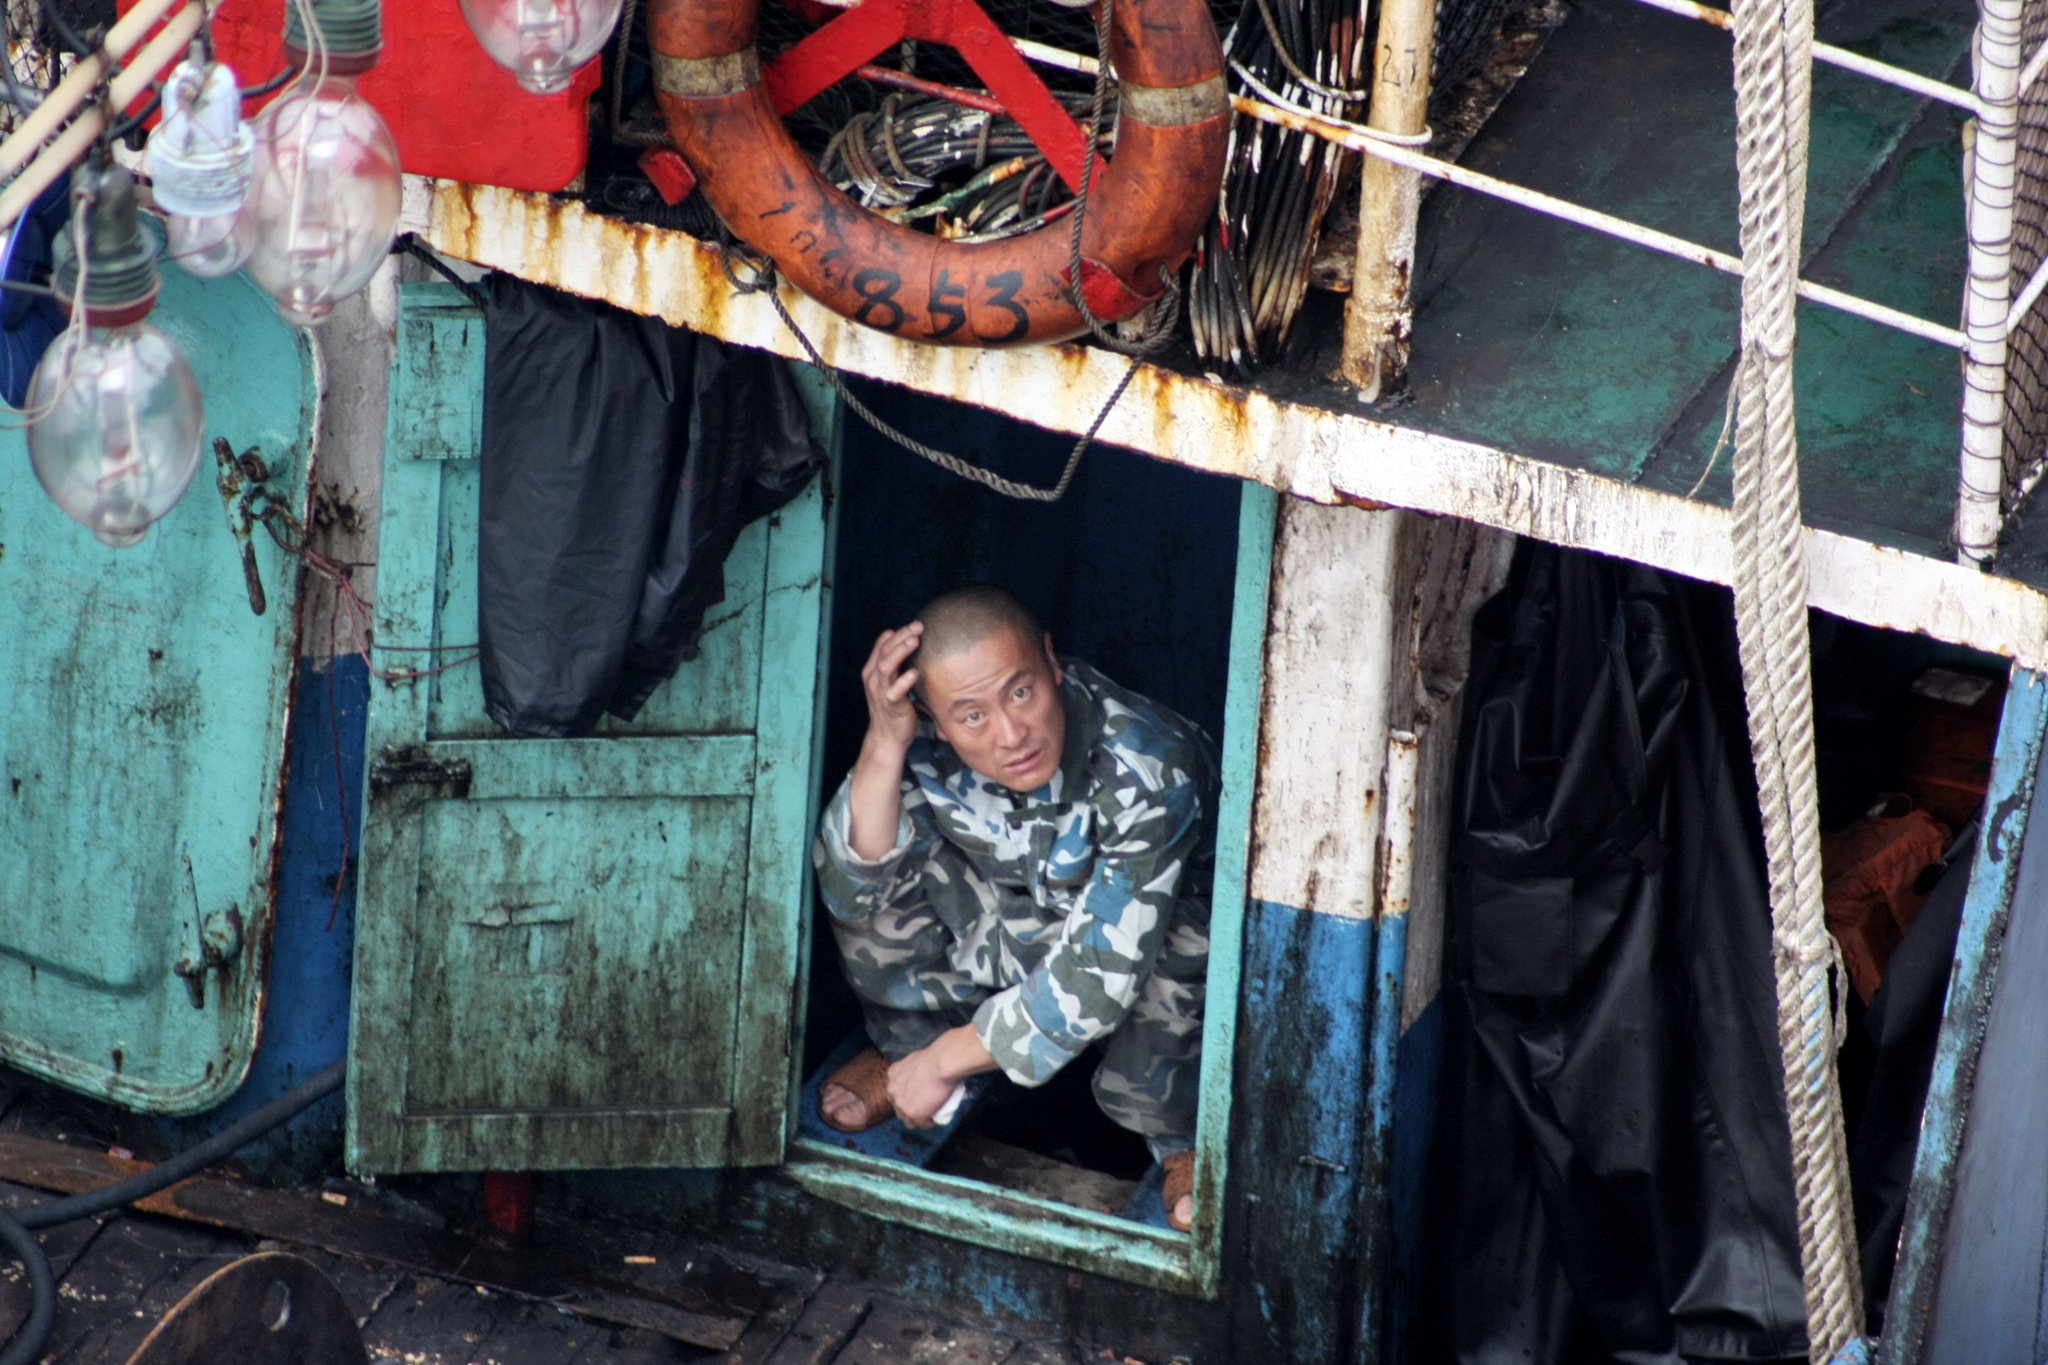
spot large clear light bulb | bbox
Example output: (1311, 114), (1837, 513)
(26, 325), (205, 547)
(244, 73), (401, 325)
(459, 0), (621, 95)
(145, 56), (255, 279)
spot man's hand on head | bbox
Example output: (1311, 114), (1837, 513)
(860, 622), (925, 759)
(847, 622), (925, 860)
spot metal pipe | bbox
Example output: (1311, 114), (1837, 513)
(998, 33), (1965, 349)
(1236, 91), (1968, 348)
(0, 2), (207, 234)
(855, 62), (1009, 115)
(2019, 35), (2048, 98)
(807, 12), (1965, 354)
(1355, 728), (1422, 1365)
(1339, 0), (1436, 395)
(0, 0), (189, 182)
(1957, 0), (2023, 563)
(1627, 0), (1978, 112)
(2008, 248), (2048, 335)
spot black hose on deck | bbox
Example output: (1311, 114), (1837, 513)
(0, 1206), (55, 1365)
(0, 1060), (346, 1364)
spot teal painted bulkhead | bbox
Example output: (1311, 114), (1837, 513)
(0, 262), (313, 1116)
(0, 275), (1411, 1364)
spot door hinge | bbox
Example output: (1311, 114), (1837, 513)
(368, 745), (473, 799)
(213, 439), (297, 617)
(173, 904), (245, 1010)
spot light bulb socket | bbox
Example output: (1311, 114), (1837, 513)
(53, 162), (162, 327)
(282, 0), (382, 73)
(147, 60), (255, 218)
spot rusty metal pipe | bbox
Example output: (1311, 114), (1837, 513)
(853, 63), (1009, 115)
(1339, 0), (1434, 395)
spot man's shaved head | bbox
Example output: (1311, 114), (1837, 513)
(911, 585), (1046, 675)
(905, 585), (1065, 788)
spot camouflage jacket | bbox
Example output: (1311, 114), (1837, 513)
(815, 659), (1217, 1086)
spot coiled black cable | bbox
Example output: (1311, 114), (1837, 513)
(0, 1060), (345, 1365)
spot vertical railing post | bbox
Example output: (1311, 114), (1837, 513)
(1957, 0), (2024, 564)
(1338, 0), (1436, 397)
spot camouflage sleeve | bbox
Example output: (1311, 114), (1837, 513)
(971, 770), (1202, 1086)
(812, 771), (942, 925)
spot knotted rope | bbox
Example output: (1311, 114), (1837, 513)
(1726, 0), (1863, 1350)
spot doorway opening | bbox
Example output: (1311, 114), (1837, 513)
(791, 375), (1272, 1296)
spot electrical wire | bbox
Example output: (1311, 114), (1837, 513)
(393, 233), (488, 308)
(0, 1061), (346, 1365)
(4, 177), (95, 429)
(103, 79), (162, 142)
(239, 65), (293, 100)
(36, 0), (94, 60)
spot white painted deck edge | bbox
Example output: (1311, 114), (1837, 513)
(412, 178), (2048, 671)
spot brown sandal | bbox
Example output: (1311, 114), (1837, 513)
(1162, 1150), (1195, 1231)
(820, 1048), (896, 1133)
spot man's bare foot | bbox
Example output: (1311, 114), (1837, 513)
(821, 1082), (874, 1130)
(1163, 1151), (1195, 1232)
(819, 1048), (895, 1133)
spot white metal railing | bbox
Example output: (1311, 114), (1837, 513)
(1008, 24), (1970, 350)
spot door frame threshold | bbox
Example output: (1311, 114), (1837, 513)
(783, 1137), (1207, 1297)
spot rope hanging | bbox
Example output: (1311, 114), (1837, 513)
(1725, 0), (1863, 1350)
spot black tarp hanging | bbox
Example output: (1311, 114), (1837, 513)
(1848, 830), (1969, 1332)
(477, 274), (822, 737)
(1430, 543), (1807, 1363)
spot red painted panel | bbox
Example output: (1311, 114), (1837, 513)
(120, 0), (599, 192)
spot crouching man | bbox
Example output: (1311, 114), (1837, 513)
(812, 586), (1216, 1230)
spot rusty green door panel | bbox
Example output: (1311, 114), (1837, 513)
(346, 283), (834, 1173)
(0, 265), (313, 1115)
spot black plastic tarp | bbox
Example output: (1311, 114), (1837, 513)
(1849, 830), (1969, 1331)
(1430, 544), (1807, 1364)
(478, 274), (822, 737)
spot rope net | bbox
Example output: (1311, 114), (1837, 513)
(0, 0), (71, 140)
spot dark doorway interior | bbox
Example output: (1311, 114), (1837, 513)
(805, 375), (1245, 1189)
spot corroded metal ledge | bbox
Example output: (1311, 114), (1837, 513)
(412, 178), (2048, 671)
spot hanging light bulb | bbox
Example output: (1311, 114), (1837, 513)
(243, 0), (400, 326)
(27, 161), (206, 549)
(144, 53), (256, 279)
(459, 0), (622, 95)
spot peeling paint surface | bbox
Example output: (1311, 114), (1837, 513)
(419, 179), (2048, 671)
(0, 267), (313, 1114)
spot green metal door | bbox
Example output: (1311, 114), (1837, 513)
(0, 267), (312, 1114)
(346, 283), (834, 1173)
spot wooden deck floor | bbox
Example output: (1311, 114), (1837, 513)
(0, 1079), (1138, 1365)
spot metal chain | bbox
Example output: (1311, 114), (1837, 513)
(720, 242), (1141, 502)
(1065, 0), (1183, 357)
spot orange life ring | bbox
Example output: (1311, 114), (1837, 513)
(648, 0), (1229, 346)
